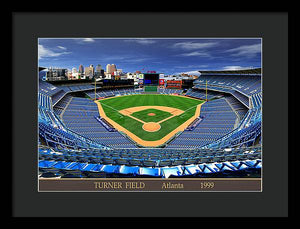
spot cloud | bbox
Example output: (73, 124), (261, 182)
(175, 64), (208, 69)
(174, 70), (201, 76)
(38, 44), (71, 59)
(172, 41), (218, 50)
(124, 38), (156, 45)
(183, 70), (201, 75)
(225, 43), (261, 58)
(222, 66), (254, 71)
(73, 38), (96, 44)
(57, 46), (67, 50)
(94, 54), (154, 64)
(177, 51), (211, 57)
(81, 38), (95, 43)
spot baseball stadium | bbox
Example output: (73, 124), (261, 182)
(38, 68), (262, 179)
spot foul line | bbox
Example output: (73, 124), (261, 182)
(95, 100), (205, 147)
(100, 102), (124, 118)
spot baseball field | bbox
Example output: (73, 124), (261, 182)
(95, 94), (204, 147)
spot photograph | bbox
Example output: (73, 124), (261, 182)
(38, 38), (262, 192)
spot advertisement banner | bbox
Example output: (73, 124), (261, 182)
(159, 79), (165, 85)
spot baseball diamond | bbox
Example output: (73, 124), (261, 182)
(96, 94), (204, 146)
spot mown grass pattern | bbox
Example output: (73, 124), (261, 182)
(99, 95), (203, 141)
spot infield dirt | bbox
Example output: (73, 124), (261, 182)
(95, 94), (204, 147)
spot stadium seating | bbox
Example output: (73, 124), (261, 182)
(61, 97), (137, 148)
(194, 74), (261, 97)
(84, 87), (143, 99)
(251, 92), (262, 108)
(224, 95), (248, 120)
(166, 98), (237, 148)
(38, 70), (262, 177)
(38, 146), (261, 178)
(203, 103), (261, 149)
(158, 88), (183, 95)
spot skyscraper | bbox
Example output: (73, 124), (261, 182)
(111, 64), (117, 73)
(89, 64), (94, 76)
(78, 64), (84, 74)
(106, 64), (117, 74)
(106, 64), (111, 74)
(95, 64), (102, 77)
(84, 65), (94, 79)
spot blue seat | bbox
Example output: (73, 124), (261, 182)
(119, 166), (139, 175)
(139, 167), (160, 177)
(162, 167), (182, 178)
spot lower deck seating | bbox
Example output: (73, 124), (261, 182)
(38, 146), (261, 178)
(166, 98), (238, 149)
(62, 97), (137, 148)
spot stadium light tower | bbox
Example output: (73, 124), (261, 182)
(94, 77), (97, 100)
(206, 80), (208, 102)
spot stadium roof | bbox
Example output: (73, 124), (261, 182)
(199, 68), (261, 74)
(39, 67), (47, 72)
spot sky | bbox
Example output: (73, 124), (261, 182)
(38, 38), (262, 75)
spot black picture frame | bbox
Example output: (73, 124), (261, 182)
(10, 10), (294, 220)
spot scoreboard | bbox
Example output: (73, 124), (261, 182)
(166, 80), (182, 89)
(143, 73), (159, 85)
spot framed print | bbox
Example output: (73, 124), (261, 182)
(12, 11), (290, 218)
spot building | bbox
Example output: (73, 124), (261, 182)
(72, 67), (77, 74)
(90, 64), (94, 75)
(95, 64), (102, 72)
(46, 67), (68, 81)
(95, 64), (104, 78)
(113, 70), (121, 76)
(106, 64), (117, 74)
(106, 64), (111, 74)
(67, 71), (73, 80)
(111, 64), (117, 73)
(84, 65), (94, 79)
(78, 64), (85, 79)
(78, 64), (84, 74)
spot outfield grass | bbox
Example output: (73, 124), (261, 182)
(99, 94), (203, 141)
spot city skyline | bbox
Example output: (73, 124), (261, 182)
(38, 38), (262, 75)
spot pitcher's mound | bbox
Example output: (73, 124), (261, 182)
(148, 113), (156, 116)
(142, 122), (161, 132)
